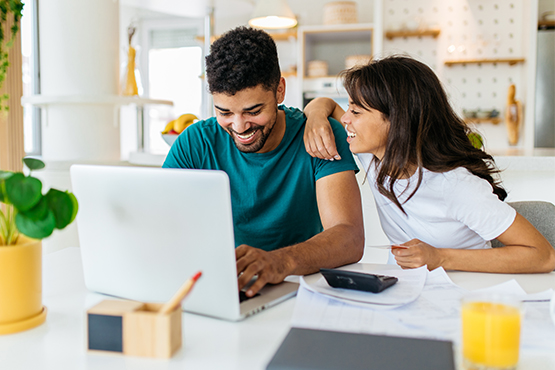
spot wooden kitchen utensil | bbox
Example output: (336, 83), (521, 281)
(505, 84), (522, 146)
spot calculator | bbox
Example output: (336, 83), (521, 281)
(320, 268), (398, 293)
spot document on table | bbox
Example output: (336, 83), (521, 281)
(292, 266), (555, 349)
(300, 265), (427, 308)
(473, 280), (555, 350)
(293, 267), (465, 341)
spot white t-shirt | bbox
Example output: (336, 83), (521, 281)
(357, 153), (517, 264)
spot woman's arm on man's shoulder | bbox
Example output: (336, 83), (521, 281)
(303, 97), (346, 160)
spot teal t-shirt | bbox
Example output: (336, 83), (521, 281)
(163, 105), (358, 251)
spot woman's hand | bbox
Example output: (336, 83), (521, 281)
(304, 114), (340, 160)
(392, 239), (444, 270)
(393, 213), (555, 273)
(303, 97), (345, 160)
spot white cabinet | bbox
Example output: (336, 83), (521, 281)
(297, 23), (376, 108)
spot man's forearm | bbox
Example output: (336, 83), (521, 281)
(273, 170), (365, 277)
(271, 222), (364, 277)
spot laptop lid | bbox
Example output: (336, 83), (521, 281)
(70, 164), (296, 321)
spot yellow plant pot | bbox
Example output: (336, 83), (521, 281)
(0, 236), (47, 334)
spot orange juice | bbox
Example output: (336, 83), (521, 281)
(462, 301), (521, 369)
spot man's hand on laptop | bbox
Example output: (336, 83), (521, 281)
(236, 245), (292, 297)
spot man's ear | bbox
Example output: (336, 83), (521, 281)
(276, 77), (286, 104)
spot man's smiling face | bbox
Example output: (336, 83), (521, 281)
(213, 80), (285, 154)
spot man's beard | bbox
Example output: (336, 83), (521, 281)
(226, 111), (278, 153)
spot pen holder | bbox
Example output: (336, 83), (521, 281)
(87, 300), (182, 358)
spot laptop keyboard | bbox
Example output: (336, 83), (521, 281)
(239, 290), (260, 303)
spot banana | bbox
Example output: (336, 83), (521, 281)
(173, 113), (198, 133)
(161, 120), (176, 134)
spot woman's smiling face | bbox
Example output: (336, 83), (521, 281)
(341, 100), (390, 159)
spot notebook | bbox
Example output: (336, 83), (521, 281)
(266, 328), (455, 370)
(70, 164), (298, 321)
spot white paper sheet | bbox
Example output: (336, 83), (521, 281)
(292, 265), (555, 350)
(366, 245), (408, 250)
(299, 265), (427, 307)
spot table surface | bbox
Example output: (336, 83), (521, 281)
(0, 247), (554, 370)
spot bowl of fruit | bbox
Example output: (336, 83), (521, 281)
(161, 113), (198, 147)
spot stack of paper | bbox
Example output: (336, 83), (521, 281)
(292, 265), (555, 350)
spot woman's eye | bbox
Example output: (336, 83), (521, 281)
(219, 112), (232, 117)
(351, 110), (359, 115)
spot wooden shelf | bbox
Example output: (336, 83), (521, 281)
(267, 31), (298, 41)
(445, 58), (525, 66)
(385, 29), (441, 40)
(21, 95), (173, 107)
(304, 75), (339, 79)
(202, 71), (297, 79)
(196, 31), (297, 44)
(464, 117), (502, 125)
(538, 20), (555, 28)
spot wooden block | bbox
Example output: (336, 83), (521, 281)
(86, 300), (182, 358)
(87, 300), (145, 316)
(87, 300), (145, 353)
(123, 303), (182, 358)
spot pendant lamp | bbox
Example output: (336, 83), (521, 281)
(248, 0), (297, 29)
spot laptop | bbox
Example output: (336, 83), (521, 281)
(70, 164), (298, 321)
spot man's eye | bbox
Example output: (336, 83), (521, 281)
(219, 112), (232, 117)
(351, 110), (359, 115)
(247, 110), (261, 116)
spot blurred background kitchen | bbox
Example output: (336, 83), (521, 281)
(3, 0), (554, 253)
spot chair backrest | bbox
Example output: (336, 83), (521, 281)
(491, 201), (555, 249)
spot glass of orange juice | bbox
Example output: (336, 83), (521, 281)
(461, 293), (522, 370)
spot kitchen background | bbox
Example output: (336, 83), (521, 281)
(113, 0), (554, 159)
(20, 0), (555, 253)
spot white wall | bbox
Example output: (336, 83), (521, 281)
(213, 0), (374, 34)
(539, 0), (555, 15)
(381, 0), (534, 152)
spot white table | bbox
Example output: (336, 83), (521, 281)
(0, 247), (554, 370)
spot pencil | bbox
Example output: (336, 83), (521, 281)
(158, 271), (202, 315)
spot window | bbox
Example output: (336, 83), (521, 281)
(21, 0), (40, 156)
(148, 45), (203, 154)
(139, 21), (204, 155)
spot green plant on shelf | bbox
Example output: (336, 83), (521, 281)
(0, 157), (78, 246)
(468, 132), (484, 150)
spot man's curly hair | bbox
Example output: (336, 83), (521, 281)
(205, 26), (281, 95)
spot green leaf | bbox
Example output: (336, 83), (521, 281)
(0, 170), (13, 180)
(23, 157), (45, 171)
(15, 209), (56, 240)
(68, 192), (79, 224)
(19, 196), (48, 221)
(468, 132), (484, 149)
(5, 173), (42, 211)
(0, 170), (13, 203)
(45, 189), (74, 230)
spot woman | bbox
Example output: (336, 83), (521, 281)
(303, 55), (555, 273)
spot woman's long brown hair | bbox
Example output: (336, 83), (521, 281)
(341, 55), (507, 212)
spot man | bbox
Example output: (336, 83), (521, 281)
(163, 26), (364, 297)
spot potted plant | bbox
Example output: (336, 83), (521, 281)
(0, 157), (78, 334)
(0, 0), (24, 110)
